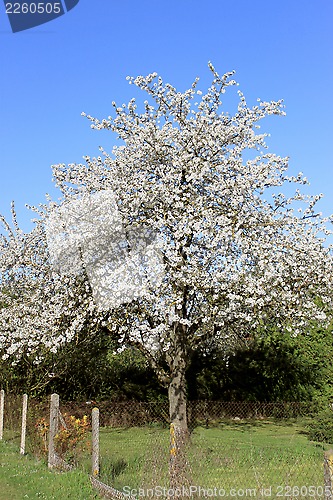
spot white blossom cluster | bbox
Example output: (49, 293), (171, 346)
(1, 64), (332, 371)
(0, 206), (102, 360)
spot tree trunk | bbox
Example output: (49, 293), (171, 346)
(168, 348), (191, 490)
(168, 351), (188, 436)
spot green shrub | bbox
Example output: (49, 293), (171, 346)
(307, 408), (333, 443)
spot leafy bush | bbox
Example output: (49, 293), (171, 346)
(35, 413), (91, 466)
(307, 408), (333, 443)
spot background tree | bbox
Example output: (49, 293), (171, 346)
(187, 323), (333, 403)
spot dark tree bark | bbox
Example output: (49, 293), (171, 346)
(167, 337), (191, 489)
(168, 350), (187, 429)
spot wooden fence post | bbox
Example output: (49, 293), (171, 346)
(0, 390), (4, 440)
(91, 407), (99, 477)
(48, 393), (59, 469)
(324, 450), (333, 499)
(20, 394), (28, 455)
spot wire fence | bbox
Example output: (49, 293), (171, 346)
(0, 393), (332, 499)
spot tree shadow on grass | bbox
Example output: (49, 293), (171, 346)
(100, 458), (128, 482)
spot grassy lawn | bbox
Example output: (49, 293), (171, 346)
(0, 440), (98, 499)
(189, 421), (327, 491)
(95, 419), (330, 497)
(0, 419), (330, 498)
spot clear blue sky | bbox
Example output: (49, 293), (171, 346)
(0, 0), (332, 232)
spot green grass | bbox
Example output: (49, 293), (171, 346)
(0, 440), (98, 499)
(0, 419), (330, 499)
(94, 419), (330, 497)
(189, 420), (327, 490)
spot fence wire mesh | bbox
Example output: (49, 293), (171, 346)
(84, 401), (328, 499)
(0, 396), (331, 499)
